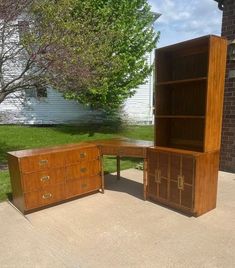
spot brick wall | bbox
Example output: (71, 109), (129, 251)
(220, 0), (235, 172)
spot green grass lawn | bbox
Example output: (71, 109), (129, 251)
(0, 125), (153, 201)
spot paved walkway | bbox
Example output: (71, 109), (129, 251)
(0, 170), (235, 268)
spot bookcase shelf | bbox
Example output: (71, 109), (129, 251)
(155, 115), (205, 119)
(156, 77), (207, 86)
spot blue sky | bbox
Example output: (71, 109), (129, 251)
(149, 0), (223, 47)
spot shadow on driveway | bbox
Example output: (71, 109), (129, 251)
(104, 173), (144, 201)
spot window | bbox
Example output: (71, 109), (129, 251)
(25, 88), (36, 98)
(36, 86), (47, 98)
(25, 86), (47, 99)
(18, 20), (29, 40)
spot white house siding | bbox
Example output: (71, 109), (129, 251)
(0, 69), (154, 124)
(0, 17), (103, 125)
(124, 52), (154, 124)
(0, 16), (155, 125)
(0, 89), (102, 124)
(0, 55), (154, 125)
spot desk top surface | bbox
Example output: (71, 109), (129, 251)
(91, 138), (154, 148)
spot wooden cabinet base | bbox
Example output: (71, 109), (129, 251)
(147, 194), (196, 216)
(147, 147), (219, 216)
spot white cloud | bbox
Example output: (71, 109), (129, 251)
(149, 0), (222, 47)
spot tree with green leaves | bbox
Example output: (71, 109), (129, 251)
(29, 0), (159, 115)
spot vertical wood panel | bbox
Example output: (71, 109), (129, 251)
(204, 36), (227, 151)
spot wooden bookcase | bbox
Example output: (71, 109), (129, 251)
(147, 35), (227, 216)
(155, 35), (227, 152)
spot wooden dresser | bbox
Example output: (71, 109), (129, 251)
(8, 143), (103, 214)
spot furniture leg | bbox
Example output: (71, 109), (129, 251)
(143, 158), (147, 200)
(117, 156), (120, 180)
(100, 155), (105, 193)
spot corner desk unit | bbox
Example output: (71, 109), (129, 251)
(7, 35), (227, 217)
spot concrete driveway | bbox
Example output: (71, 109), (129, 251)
(0, 169), (235, 268)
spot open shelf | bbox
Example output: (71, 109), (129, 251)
(156, 77), (207, 86)
(155, 118), (204, 152)
(156, 44), (209, 83)
(155, 115), (205, 119)
(156, 80), (206, 117)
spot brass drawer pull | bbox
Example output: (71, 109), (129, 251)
(42, 193), (52, 199)
(80, 152), (87, 158)
(39, 159), (48, 166)
(155, 169), (161, 183)
(178, 175), (184, 190)
(80, 167), (87, 173)
(40, 175), (50, 182)
(119, 149), (124, 155)
(81, 183), (87, 188)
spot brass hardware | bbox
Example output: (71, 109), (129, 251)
(155, 169), (161, 183)
(80, 167), (87, 173)
(80, 152), (87, 158)
(119, 149), (124, 155)
(39, 159), (48, 166)
(81, 183), (87, 188)
(178, 175), (184, 190)
(40, 175), (50, 182)
(42, 193), (52, 199)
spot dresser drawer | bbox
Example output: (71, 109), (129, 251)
(100, 146), (119, 155)
(100, 146), (145, 157)
(20, 152), (65, 173)
(66, 175), (101, 199)
(24, 183), (65, 210)
(65, 147), (99, 164)
(66, 160), (100, 181)
(119, 147), (146, 158)
(22, 168), (65, 193)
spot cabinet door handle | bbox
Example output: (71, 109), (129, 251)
(39, 159), (48, 166)
(155, 169), (161, 183)
(178, 175), (184, 190)
(80, 167), (87, 173)
(80, 152), (87, 158)
(40, 175), (50, 182)
(42, 193), (52, 199)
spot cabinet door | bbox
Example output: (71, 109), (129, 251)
(147, 150), (169, 201)
(181, 155), (194, 209)
(169, 153), (181, 205)
(169, 153), (194, 210)
(158, 152), (169, 200)
(147, 150), (158, 197)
